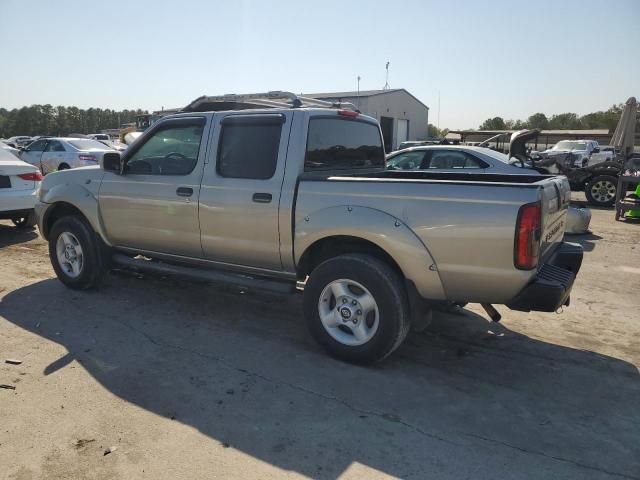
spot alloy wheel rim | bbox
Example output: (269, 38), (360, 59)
(318, 279), (379, 346)
(591, 180), (616, 203)
(56, 232), (84, 278)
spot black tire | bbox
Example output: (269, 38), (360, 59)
(12, 210), (37, 229)
(48, 215), (111, 290)
(585, 175), (617, 207)
(58, 163), (70, 171)
(303, 254), (410, 364)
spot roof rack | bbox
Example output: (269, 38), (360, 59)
(181, 91), (360, 113)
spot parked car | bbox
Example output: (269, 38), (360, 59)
(397, 140), (440, 150)
(0, 147), (42, 228)
(5, 136), (32, 148)
(1, 141), (22, 158)
(35, 93), (582, 364)
(20, 137), (115, 174)
(386, 145), (535, 174)
(88, 133), (111, 141)
(541, 140), (609, 168)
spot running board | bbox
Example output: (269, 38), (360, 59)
(111, 253), (295, 294)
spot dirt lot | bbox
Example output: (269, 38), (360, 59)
(1, 203), (639, 480)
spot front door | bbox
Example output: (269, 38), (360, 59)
(98, 117), (208, 258)
(199, 112), (292, 271)
(20, 139), (48, 171)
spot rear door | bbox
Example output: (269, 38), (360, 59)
(199, 112), (292, 270)
(40, 140), (67, 173)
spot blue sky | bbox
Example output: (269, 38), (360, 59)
(1, 0), (638, 129)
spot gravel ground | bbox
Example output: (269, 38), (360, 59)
(0, 201), (639, 480)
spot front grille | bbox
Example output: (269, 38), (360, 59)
(0, 175), (11, 188)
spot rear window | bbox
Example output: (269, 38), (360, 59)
(68, 139), (112, 150)
(305, 118), (385, 171)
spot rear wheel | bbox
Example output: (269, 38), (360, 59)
(303, 254), (410, 364)
(12, 211), (37, 229)
(58, 163), (70, 171)
(49, 215), (111, 290)
(585, 175), (617, 207)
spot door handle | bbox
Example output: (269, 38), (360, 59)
(176, 187), (193, 197)
(252, 192), (272, 203)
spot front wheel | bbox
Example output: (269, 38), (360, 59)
(585, 175), (617, 207)
(303, 254), (410, 364)
(49, 215), (111, 290)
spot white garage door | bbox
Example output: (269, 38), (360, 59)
(397, 119), (409, 148)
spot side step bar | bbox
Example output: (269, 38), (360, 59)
(112, 253), (295, 294)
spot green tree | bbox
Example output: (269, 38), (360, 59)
(548, 113), (582, 129)
(479, 117), (506, 130)
(527, 113), (548, 129)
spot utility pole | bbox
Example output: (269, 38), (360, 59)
(356, 76), (361, 108)
(383, 61), (390, 90)
(437, 90), (441, 131)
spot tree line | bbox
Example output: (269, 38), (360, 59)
(426, 103), (637, 138)
(477, 103), (637, 132)
(0, 105), (149, 138)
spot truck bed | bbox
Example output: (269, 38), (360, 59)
(295, 170), (570, 304)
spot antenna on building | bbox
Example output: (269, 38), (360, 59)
(383, 61), (390, 90)
(437, 91), (440, 131)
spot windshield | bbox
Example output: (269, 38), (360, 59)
(67, 139), (113, 150)
(553, 141), (587, 151)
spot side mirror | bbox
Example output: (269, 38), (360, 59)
(102, 152), (123, 174)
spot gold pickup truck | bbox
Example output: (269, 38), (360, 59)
(35, 92), (583, 364)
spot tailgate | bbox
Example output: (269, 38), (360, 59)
(539, 176), (571, 261)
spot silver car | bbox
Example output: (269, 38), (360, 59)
(20, 137), (115, 174)
(386, 145), (536, 174)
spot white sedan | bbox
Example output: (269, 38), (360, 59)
(20, 137), (115, 174)
(0, 148), (42, 228)
(386, 145), (534, 174)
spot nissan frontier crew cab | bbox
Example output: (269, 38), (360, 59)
(35, 92), (583, 364)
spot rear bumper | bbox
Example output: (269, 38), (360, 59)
(507, 242), (583, 312)
(0, 188), (37, 213)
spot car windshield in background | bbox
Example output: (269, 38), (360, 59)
(68, 139), (113, 150)
(305, 118), (385, 171)
(554, 141), (587, 151)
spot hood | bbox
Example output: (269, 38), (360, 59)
(508, 129), (540, 160)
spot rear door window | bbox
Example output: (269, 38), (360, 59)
(45, 141), (66, 152)
(425, 150), (485, 169)
(217, 115), (284, 180)
(305, 118), (385, 171)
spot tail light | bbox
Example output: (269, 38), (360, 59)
(18, 171), (43, 181)
(514, 202), (542, 270)
(338, 110), (359, 118)
(79, 154), (97, 162)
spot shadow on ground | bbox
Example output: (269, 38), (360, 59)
(0, 223), (38, 248)
(1, 275), (639, 479)
(565, 232), (603, 252)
